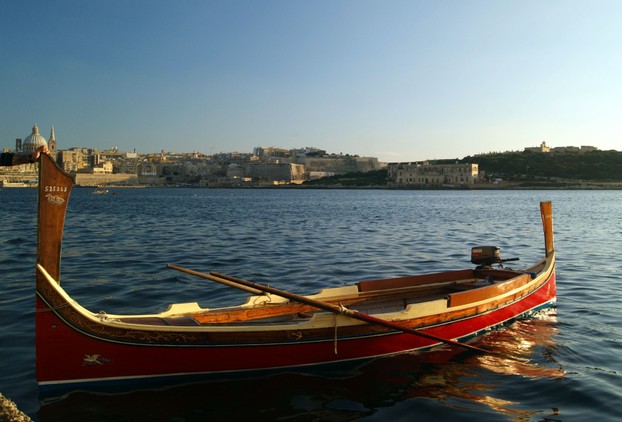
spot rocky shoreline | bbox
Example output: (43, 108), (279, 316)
(0, 393), (31, 422)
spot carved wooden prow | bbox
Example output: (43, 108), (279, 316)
(37, 154), (74, 283)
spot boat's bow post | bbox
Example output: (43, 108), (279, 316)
(540, 201), (554, 257)
(37, 153), (74, 283)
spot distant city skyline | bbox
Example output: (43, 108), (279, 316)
(2, 1), (621, 162)
(4, 122), (615, 162)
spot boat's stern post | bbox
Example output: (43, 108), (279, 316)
(540, 201), (554, 257)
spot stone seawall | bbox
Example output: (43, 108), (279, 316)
(73, 173), (139, 186)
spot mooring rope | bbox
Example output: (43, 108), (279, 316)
(333, 314), (339, 354)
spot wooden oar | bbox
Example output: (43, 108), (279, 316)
(167, 263), (491, 354)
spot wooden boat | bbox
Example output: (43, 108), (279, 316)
(35, 154), (556, 395)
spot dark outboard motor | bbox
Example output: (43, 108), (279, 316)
(471, 246), (519, 268)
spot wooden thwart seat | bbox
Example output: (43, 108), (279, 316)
(357, 269), (477, 293)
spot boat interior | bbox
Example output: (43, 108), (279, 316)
(114, 261), (546, 327)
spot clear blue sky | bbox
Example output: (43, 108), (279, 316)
(2, 0), (620, 161)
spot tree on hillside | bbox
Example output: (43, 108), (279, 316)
(461, 150), (622, 181)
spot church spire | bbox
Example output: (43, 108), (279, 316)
(48, 126), (57, 151)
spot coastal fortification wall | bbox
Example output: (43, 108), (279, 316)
(73, 173), (138, 186)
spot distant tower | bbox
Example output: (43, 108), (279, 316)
(48, 126), (57, 152)
(15, 138), (22, 151)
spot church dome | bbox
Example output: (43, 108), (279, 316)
(23, 124), (48, 153)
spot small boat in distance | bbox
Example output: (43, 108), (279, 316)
(91, 187), (109, 195)
(35, 154), (556, 396)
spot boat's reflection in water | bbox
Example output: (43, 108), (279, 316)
(39, 312), (563, 421)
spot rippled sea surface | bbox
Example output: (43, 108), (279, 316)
(1, 188), (621, 421)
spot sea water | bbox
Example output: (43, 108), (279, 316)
(1, 188), (621, 420)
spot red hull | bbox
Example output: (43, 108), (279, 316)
(36, 271), (555, 389)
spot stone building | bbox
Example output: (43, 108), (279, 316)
(58, 149), (88, 173)
(246, 162), (305, 184)
(388, 161), (479, 187)
(524, 141), (551, 153)
(299, 155), (380, 176)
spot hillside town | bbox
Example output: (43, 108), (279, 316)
(1, 124), (609, 188)
(1, 124), (382, 187)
